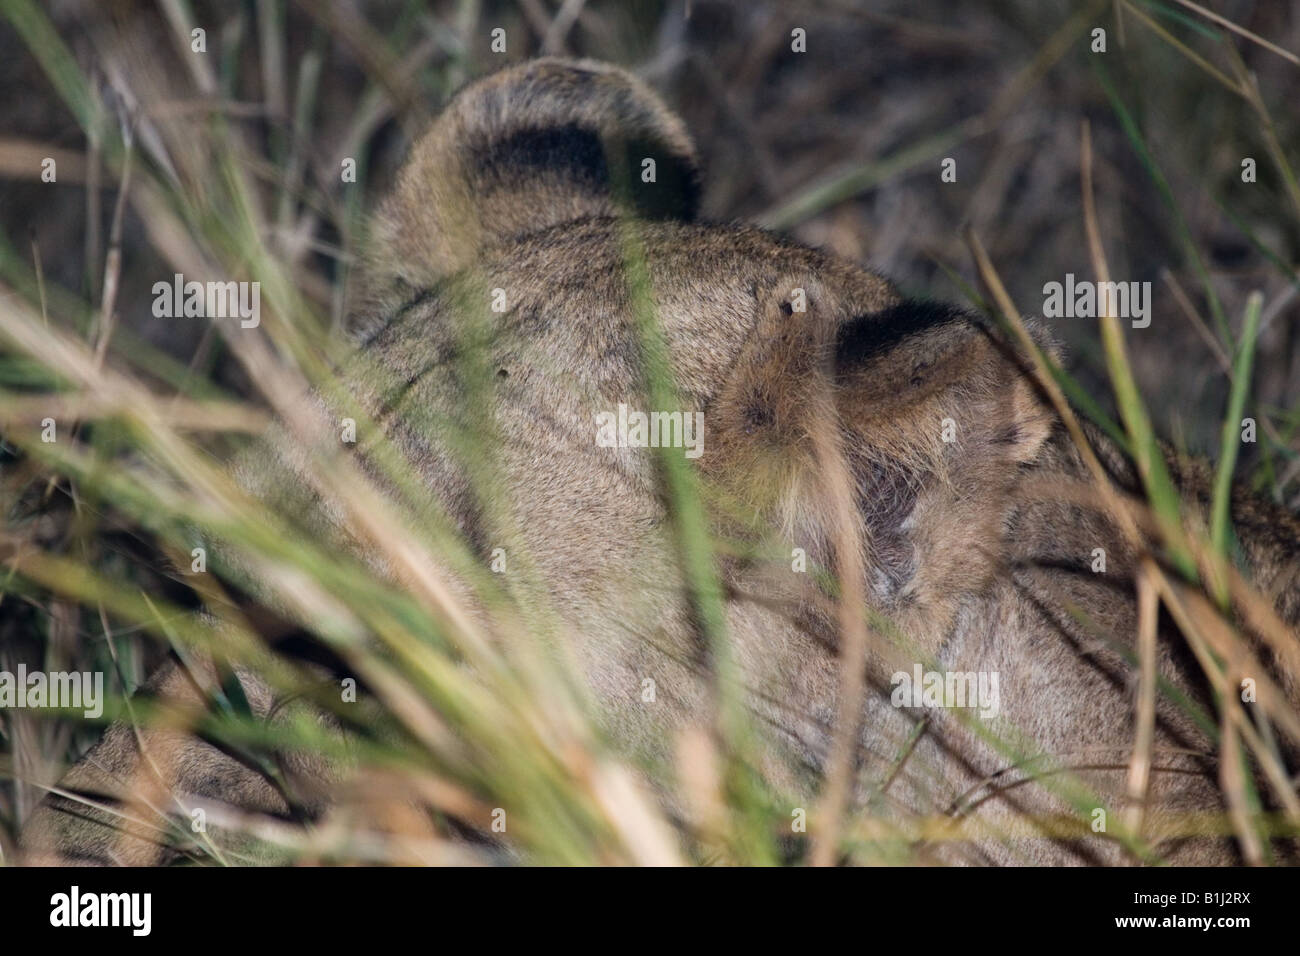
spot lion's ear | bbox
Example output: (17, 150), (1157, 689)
(700, 275), (839, 505)
(368, 58), (699, 301)
(829, 300), (1057, 466)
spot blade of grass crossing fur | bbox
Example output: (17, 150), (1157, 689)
(808, 401), (872, 867)
(966, 229), (1145, 553)
(1122, 561), (1159, 854)
(1151, 572), (1287, 861)
(617, 218), (778, 865)
(1209, 292), (1262, 593)
(935, 256), (1134, 456)
(1161, 569), (1300, 824)
(426, 273), (611, 753)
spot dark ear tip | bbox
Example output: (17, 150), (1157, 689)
(613, 136), (702, 221)
(834, 299), (971, 372)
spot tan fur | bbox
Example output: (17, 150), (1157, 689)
(22, 58), (1300, 866)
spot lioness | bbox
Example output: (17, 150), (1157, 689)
(22, 58), (1300, 866)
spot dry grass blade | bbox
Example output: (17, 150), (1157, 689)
(1170, 0), (1300, 66)
(808, 396), (871, 868)
(1080, 119), (1193, 576)
(1163, 269), (1232, 375)
(1120, 0), (1241, 94)
(1122, 560), (1159, 856)
(1224, 44), (1300, 224)
(0, 393), (268, 432)
(1150, 568), (1300, 830)
(965, 229), (1141, 551)
(93, 122), (134, 367)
